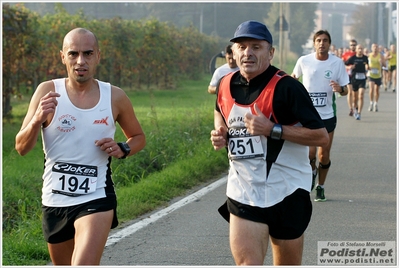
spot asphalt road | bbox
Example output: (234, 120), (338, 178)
(101, 88), (397, 266)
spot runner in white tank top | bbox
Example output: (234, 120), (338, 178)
(15, 28), (146, 265)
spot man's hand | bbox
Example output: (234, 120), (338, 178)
(95, 138), (123, 158)
(330, 80), (342, 93)
(33, 91), (60, 126)
(244, 103), (273, 136)
(210, 126), (227, 150)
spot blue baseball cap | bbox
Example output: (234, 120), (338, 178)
(230, 20), (273, 44)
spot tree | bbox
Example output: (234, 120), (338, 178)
(265, 3), (317, 57)
(350, 3), (396, 47)
(288, 3), (318, 56)
(2, 4), (31, 117)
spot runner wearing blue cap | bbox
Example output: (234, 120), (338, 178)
(210, 20), (329, 265)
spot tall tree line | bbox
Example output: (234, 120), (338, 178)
(16, 2), (319, 56)
(350, 2), (397, 47)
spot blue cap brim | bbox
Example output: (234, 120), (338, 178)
(230, 34), (270, 43)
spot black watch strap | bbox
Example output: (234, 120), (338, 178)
(117, 142), (131, 159)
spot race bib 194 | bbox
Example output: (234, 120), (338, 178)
(52, 162), (98, 197)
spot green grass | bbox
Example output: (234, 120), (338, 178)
(2, 74), (229, 265)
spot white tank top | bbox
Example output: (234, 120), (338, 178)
(41, 78), (116, 207)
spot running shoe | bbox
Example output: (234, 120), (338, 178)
(368, 103), (373, 112)
(349, 109), (353, 116)
(314, 186), (326, 202)
(373, 103), (378, 112)
(355, 113), (361, 120)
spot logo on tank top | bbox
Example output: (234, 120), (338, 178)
(56, 114), (76, 133)
(93, 116), (109, 125)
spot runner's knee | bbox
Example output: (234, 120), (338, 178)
(319, 161), (331, 169)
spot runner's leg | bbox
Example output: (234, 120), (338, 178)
(270, 234), (304, 265)
(71, 210), (113, 265)
(47, 239), (74, 265)
(229, 214), (269, 265)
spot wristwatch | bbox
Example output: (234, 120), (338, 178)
(117, 142), (131, 159)
(270, 124), (283, 140)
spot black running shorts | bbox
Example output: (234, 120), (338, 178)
(351, 79), (366, 91)
(323, 116), (337, 133)
(369, 77), (382, 86)
(226, 188), (312, 240)
(42, 197), (118, 243)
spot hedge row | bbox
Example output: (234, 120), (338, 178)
(3, 4), (222, 116)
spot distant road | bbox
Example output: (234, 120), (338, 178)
(101, 89), (397, 266)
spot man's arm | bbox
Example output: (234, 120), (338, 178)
(344, 56), (354, 69)
(279, 124), (329, 147)
(210, 110), (228, 150)
(385, 51), (392, 60)
(244, 104), (329, 147)
(109, 86), (146, 158)
(208, 85), (216, 94)
(208, 68), (223, 94)
(291, 58), (302, 80)
(380, 54), (387, 68)
(15, 81), (59, 156)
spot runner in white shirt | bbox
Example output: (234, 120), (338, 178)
(292, 30), (349, 202)
(208, 45), (239, 94)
